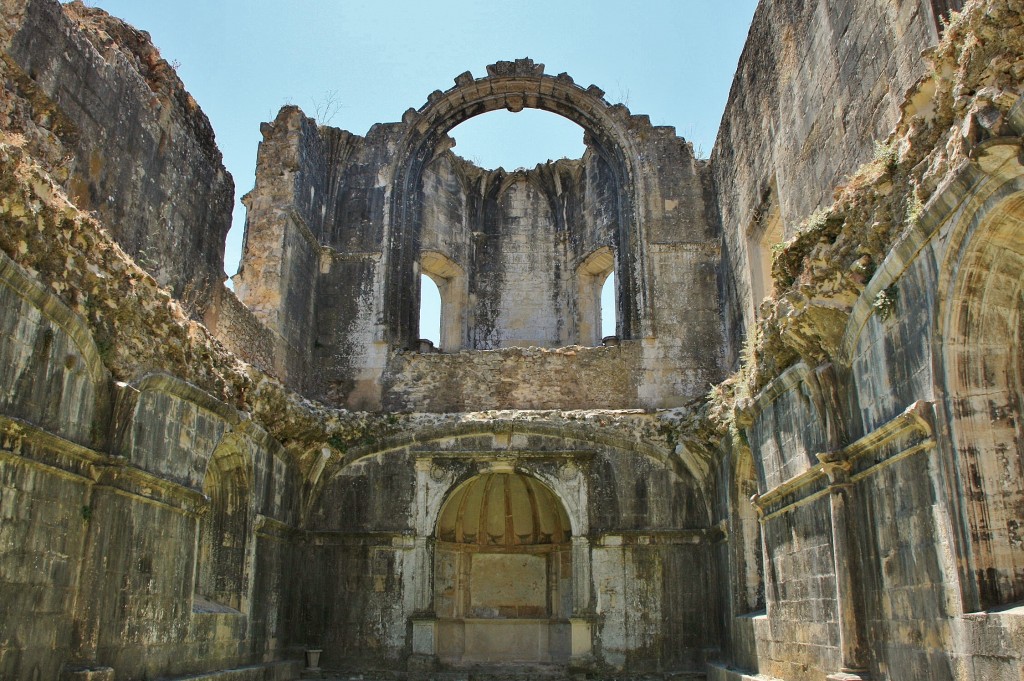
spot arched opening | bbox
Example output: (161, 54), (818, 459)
(448, 108), (586, 170)
(577, 246), (616, 346)
(434, 471), (573, 666)
(943, 191), (1024, 609)
(386, 60), (646, 350)
(194, 446), (251, 613)
(602, 271), (617, 339)
(420, 251), (467, 351)
(419, 274), (441, 346)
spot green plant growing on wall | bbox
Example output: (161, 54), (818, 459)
(873, 283), (899, 320)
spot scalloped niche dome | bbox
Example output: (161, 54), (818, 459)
(436, 472), (571, 546)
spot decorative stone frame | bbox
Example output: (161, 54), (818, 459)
(409, 450), (596, 668)
(194, 435), (254, 613)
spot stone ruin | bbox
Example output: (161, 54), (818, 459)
(0, 0), (1022, 679)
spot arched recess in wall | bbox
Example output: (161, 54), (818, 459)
(940, 188), (1024, 610)
(194, 441), (253, 613)
(385, 60), (649, 349)
(433, 471), (573, 665)
(421, 251), (467, 350)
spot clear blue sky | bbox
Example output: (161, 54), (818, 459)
(82, 0), (759, 342)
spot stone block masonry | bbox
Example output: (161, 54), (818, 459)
(1, 0), (1023, 679)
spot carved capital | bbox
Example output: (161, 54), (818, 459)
(817, 451), (852, 485)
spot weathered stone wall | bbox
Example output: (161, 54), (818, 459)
(0, 256), (305, 679)
(709, 1), (1024, 679)
(712, 0), (940, 346)
(0, 255), (108, 447)
(3, 0), (234, 305)
(237, 61), (725, 410)
(0, 428), (93, 681)
(382, 343), (642, 411)
(4, 0), (1024, 679)
(758, 500), (840, 680)
(299, 427), (717, 673)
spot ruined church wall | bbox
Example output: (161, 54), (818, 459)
(712, 0), (939, 347)
(0, 254), (109, 680)
(836, 142), (1024, 676)
(237, 70), (726, 409)
(3, 0), (234, 303)
(73, 378), (303, 678)
(300, 432), (719, 672)
(0, 253), (302, 678)
(309, 122), (407, 408)
(738, 367), (841, 680)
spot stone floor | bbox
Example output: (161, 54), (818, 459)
(314, 671), (707, 681)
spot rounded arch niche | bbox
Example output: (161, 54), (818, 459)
(433, 470), (574, 666)
(386, 58), (651, 348)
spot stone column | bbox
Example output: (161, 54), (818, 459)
(408, 459), (439, 670)
(569, 535), (596, 666)
(571, 535), (593, 614)
(819, 455), (871, 681)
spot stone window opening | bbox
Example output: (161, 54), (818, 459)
(193, 448), (251, 614)
(419, 251), (467, 352)
(745, 187), (783, 317)
(577, 246), (617, 346)
(419, 274), (442, 348)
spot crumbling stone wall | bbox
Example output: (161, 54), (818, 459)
(712, 0), (940, 343)
(708, 1), (1024, 680)
(236, 60), (724, 410)
(2, 0), (234, 306)
(2, 0), (1024, 679)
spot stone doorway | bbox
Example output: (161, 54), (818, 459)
(433, 471), (573, 666)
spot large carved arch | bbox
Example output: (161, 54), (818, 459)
(934, 150), (1024, 610)
(385, 59), (651, 347)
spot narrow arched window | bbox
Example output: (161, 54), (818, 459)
(419, 252), (467, 352)
(419, 274), (442, 347)
(601, 271), (616, 340)
(577, 247), (616, 346)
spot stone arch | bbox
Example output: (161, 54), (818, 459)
(194, 433), (254, 613)
(0, 252), (109, 446)
(938, 182), (1024, 610)
(385, 58), (650, 348)
(342, 420), (697, 485)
